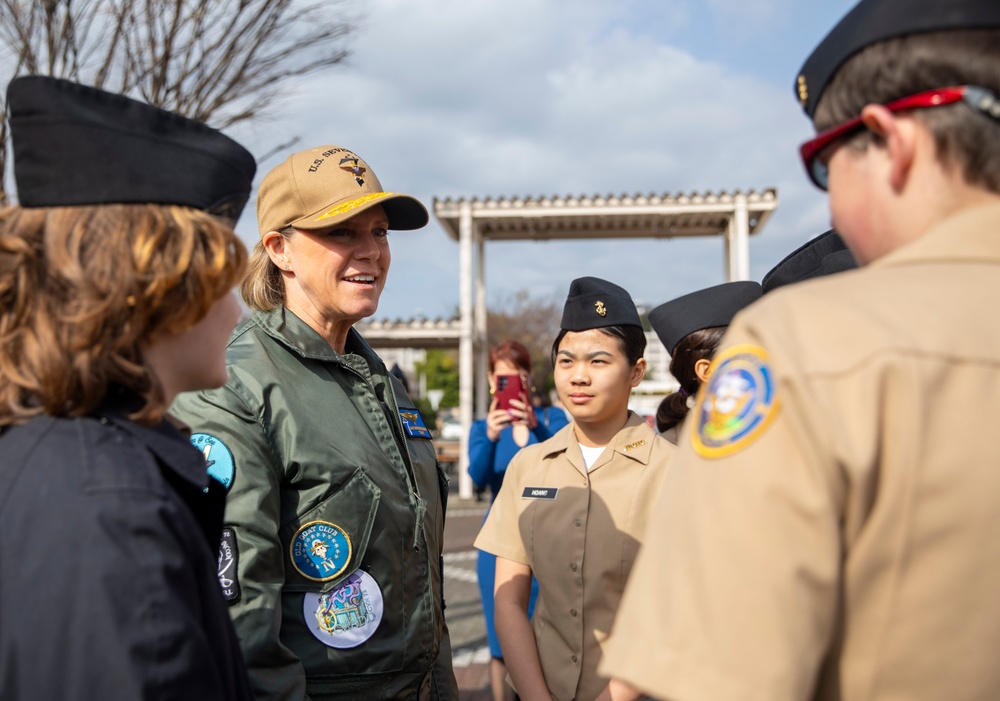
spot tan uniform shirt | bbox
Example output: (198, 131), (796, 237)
(475, 413), (673, 701)
(601, 202), (1000, 701)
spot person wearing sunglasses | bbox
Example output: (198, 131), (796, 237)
(601, 2), (1000, 701)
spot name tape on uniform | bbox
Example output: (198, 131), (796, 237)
(522, 487), (558, 500)
(398, 408), (433, 439)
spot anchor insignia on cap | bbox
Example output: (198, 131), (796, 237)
(595, 300), (606, 317)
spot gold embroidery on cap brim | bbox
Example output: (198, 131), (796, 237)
(315, 192), (394, 222)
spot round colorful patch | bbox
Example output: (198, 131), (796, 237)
(692, 344), (779, 458)
(190, 433), (235, 490)
(290, 521), (352, 582)
(303, 570), (384, 649)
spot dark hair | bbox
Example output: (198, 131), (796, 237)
(550, 325), (646, 367)
(814, 29), (1000, 193)
(656, 326), (726, 433)
(489, 339), (533, 374)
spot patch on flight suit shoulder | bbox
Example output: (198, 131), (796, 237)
(398, 408), (433, 439)
(692, 344), (779, 459)
(303, 570), (384, 648)
(290, 521), (353, 582)
(522, 487), (558, 500)
(190, 433), (235, 491)
(218, 526), (240, 603)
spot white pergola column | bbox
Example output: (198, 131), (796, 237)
(475, 233), (488, 419)
(457, 202), (474, 499)
(724, 194), (751, 281)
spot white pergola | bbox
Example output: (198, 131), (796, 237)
(433, 188), (779, 499)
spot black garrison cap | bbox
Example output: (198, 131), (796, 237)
(648, 281), (761, 354)
(795, 0), (1000, 118)
(561, 277), (641, 331)
(762, 230), (858, 293)
(8, 76), (256, 220)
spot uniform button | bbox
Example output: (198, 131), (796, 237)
(570, 609), (578, 617)
(574, 519), (582, 527)
(572, 655), (578, 663)
(570, 563), (578, 571)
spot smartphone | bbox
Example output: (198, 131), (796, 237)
(495, 373), (527, 413)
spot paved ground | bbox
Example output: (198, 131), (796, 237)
(442, 496), (494, 701)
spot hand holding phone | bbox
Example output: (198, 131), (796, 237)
(494, 373), (527, 413)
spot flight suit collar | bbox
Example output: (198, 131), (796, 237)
(251, 305), (377, 365)
(874, 201), (1000, 269)
(543, 412), (654, 475)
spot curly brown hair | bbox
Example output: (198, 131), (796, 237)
(0, 204), (246, 427)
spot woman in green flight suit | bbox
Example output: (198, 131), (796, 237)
(172, 145), (457, 701)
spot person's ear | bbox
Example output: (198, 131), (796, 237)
(860, 104), (916, 193)
(694, 358), (713, 384)
(630, 358), (647, 388)
(262, 230), (289, 270)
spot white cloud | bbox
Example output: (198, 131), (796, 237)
(230, 0), (837, 321)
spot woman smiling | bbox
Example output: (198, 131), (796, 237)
(172, 145), (457, 701)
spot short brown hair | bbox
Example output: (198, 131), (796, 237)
(814, 29), (1000, 193)
(0, 204), (246, 427)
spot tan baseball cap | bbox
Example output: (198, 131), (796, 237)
(256, 145), (429, 236)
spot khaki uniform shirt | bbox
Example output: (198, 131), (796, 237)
(475, 413), (673, 701)
(601, 203), (1000, 701)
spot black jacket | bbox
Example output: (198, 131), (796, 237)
(0, 397), (252, 700)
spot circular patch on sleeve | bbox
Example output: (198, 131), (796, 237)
(189, 433), (236, 490)
(303, 570), (384, 648)
(290, 521), (352, 582)
(692, 344), (779, 459)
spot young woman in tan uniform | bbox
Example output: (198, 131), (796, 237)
(474, 277), (674, 701)
(648, 281), (761, 444)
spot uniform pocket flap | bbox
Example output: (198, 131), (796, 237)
(280, 467), (381, 592)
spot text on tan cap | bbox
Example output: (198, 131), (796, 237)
(256, 144), (428, 236)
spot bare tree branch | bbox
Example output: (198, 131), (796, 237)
(0, 0), (356, 205)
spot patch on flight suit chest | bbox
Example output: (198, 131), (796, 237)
(398, 408), (432, 439)
(522, 487), (558, 500)
(303, 569), (385, 648)
(218, 526), (240, 603)
(189, 433), (235, 491)
(290, 521), (353, 582)
(693, 344), (779, 458)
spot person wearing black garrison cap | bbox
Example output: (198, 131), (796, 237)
(0, 76), (254, 700)
(647, 281), (762, 443)
(603, 1), (1000, 700)
(475, 276), (673, 701)
(761, 229), (857, 293)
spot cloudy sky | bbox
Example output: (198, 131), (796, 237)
(227, 0), (859, 320)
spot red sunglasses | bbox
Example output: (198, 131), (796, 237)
(799, 85), (1000, 190)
